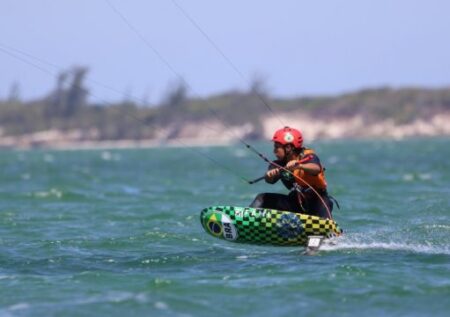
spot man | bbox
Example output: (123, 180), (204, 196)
(249, 126), (335, 219)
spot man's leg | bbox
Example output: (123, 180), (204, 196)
(250, 193), (294, 211)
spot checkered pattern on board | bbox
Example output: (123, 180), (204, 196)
(222, 206), (309, 246)
(201, 206), (342, 246)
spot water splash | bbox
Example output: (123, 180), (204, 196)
(321, 234), (450, 255)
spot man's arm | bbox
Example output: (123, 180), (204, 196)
(297, 163), (321, 176)
(286, 154), (322, 176)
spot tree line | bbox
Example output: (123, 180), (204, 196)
(1, 66), (449, 140)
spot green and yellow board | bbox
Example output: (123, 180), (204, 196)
(200, 206), (343, 246)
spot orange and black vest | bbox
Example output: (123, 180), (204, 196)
(276, 148), (327, 192)
(293, 148), (327, 191)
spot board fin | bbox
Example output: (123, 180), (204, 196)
(304, 236), (324, 255)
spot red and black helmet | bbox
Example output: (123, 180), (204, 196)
(272, 126), (303, 148)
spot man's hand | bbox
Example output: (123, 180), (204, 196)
(266, 168), (280, 179)
(286, 160), (301, 171)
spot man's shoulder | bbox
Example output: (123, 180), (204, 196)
(301, 149), (321, 164)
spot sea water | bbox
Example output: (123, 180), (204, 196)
(0, 138), (449, 316)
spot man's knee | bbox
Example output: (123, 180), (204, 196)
(249, 193), (266, 207)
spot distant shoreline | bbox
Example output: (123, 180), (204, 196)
(2, 84), (450, 149)
(1, 112), (449, 150)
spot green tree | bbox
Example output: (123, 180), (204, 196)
(7, 82), (21, 104)
(65, 66), (88, 116)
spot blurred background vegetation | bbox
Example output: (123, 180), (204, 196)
(1, 66), (450, 141)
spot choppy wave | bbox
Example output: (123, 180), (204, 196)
(2, 140), (450, 316)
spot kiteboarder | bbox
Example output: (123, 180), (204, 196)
(249, 126), (336, 219)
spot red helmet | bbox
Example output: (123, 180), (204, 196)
(272, 126), (303, 148)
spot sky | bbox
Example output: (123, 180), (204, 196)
(1, 0), (450, 104)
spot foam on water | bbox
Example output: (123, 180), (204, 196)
(321, 234), (450, 255)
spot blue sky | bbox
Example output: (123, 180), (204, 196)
(1, 0), (449, 104)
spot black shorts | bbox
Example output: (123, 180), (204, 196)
(250, 191), (333, 219)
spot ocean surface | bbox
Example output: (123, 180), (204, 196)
(1, 138), (449, 316)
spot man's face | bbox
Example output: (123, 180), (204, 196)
(273, 142), (285, 160)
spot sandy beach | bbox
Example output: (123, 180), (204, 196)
(1, 112), (449, 150)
